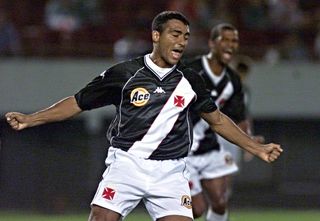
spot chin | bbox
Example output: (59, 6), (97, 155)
(166, 59), (178, 66)
(222, 59), (231, 65)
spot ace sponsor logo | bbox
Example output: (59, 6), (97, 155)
(130, 87), (150, 107)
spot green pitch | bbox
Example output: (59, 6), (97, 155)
(1, 209), (319, 221)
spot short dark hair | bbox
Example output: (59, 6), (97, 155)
(210, 23), (237, 40)
(152, 11), (189, 33)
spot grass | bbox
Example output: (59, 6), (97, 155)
(1, 209), (319, 221)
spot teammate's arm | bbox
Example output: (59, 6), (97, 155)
(201, 109), (282, 163)
(5, 96), (82, 131)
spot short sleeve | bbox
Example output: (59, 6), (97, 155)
(75, 67), (126, 110)
(221, 75), (246, 123)
(186, 69), (217, 113)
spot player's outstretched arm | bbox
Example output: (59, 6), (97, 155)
(237, 119), (265, 161)
(201, 110), (283, 163)
(5, 96), (82, 131)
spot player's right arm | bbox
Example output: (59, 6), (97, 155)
(5, 96), (82, 131)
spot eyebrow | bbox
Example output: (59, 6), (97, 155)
(172, 29), (190, 36)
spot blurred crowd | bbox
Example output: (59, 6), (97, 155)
(1, 0), (320, 62)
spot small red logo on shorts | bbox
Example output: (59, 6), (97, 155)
(102, 187), (115, 200)
(188, 181), (194, 190)
(174, 95), (185, 107)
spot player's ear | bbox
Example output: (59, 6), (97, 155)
(152, 31), (160, 43)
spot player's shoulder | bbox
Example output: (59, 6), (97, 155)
(177, 61), (206, 85)
(177, 60), (198, 76)
(108, 56), (144, 74)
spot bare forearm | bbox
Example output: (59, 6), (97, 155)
(27, 96), (82, 127)
(202, 111), (261, 155)
(237, 119), (252, 136)
(6, 96), (82, 131)
(201, 110), (282, 163)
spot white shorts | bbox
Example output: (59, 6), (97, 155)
(217, 135), (242, 165)
(187, 148), (238, 196)
(91, 147), (193, 221)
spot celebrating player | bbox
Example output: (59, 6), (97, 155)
(185, 23), (265, 221)
(6, 12), (282, 221)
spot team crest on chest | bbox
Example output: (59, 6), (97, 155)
(174, 95), (185, 107)
(130, 87), (150, 107)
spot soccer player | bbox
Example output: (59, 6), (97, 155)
(185, 23), (263, 221)
(5, 12), (282, 221)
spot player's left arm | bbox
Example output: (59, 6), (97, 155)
(201, 109), (283, 163)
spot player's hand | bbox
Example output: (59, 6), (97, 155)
(257, 143), (283, 163)
(5, 112), (30, 130)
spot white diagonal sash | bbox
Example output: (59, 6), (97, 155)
(128, 77), (195, 158)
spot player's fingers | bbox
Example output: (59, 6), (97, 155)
(275, 145), (283, 152)
(5, 112), (18, 121)
(270, 143), (283, 152)
(269, 151), (281, 161)
(8, 119), (18, 127)
(268, 154), (277, 162)
(271, 148), (281, 155)
(271, 152), (280, 159)
(5, 112), (13, 121)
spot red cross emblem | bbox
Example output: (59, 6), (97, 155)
(174, 95), (185, 107)
(102, 187), (115, 200)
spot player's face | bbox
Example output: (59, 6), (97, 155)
(209, 29), (239, 65)
(152, 19), (190, 68)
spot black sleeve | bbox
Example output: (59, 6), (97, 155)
(186, 69), (217, 113)
(74, 65), (128, 110)
(221, 75), (246, 123)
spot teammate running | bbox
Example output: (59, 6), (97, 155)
(185, 23), (264, 221)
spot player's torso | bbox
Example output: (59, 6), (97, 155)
(187, 56), (240, 154)
(109, 57), (196, 160)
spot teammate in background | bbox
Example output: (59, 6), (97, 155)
(228, 55), (265, 162)
(185, 23), (264, 221)
(5, 12), (282, 221)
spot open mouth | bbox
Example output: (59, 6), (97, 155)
(222, 49), (233, 60)
(172, 48), (183, 59)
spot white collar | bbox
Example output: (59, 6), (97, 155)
(145, 54), (176, 79)
(201, 53), (226, 85)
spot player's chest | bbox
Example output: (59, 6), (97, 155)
(206, 76), (233, 99)
(122, 72), (195, 109)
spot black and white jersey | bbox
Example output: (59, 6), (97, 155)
(75, 55), (217, 160)
(185, 55), (246, 155)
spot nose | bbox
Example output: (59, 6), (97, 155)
(178, 36), (188, 47)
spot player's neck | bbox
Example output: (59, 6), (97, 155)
(207, 57), (225, 76)
(149, 52), (173, 68)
